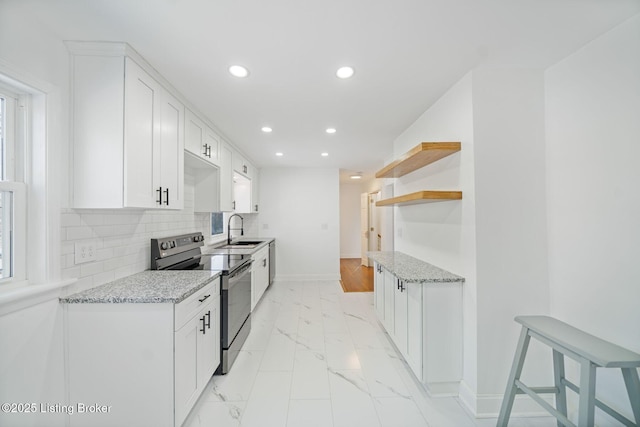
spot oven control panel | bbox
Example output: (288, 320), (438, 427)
(151, 232), (205, 268)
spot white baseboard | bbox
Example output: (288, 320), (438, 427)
(425, 381), (460, 397)
(340, 253), (361, 259)
(459, 380), (555, 418)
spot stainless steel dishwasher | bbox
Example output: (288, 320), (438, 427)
(269, 240), (276, 285)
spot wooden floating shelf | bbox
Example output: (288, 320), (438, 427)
(376, 191), (462, 207)
(375, 142), (461, 179)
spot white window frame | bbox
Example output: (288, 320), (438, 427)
(0, 84), (28, 285)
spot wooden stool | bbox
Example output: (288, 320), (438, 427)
(497, 316), (640, 427)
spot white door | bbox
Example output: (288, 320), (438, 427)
(369, 191), (381, 252)
(360, 192), (369, 266)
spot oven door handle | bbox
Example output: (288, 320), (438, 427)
(227, 262), (252, 284)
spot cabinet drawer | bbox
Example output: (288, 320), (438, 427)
(175, 280), (219, 331)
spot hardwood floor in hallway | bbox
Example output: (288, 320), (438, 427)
(340, 258), (374, 292)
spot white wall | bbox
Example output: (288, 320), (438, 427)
(0, 5), (72, 426)
(471, 68), (550, 414)
(339, 182), (363, 258)
(259, 168), (340, 281)
(545, 14), (640, 424)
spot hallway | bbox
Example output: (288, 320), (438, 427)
(339, 258), (373, 293)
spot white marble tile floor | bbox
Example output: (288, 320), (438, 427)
(183, 280), (555, 427)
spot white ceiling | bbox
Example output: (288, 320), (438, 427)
(12, 0), (640, 181)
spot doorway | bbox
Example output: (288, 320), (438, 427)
(339, 258), (373, 292)
(361, 190), (382, 267)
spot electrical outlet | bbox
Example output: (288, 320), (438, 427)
(75, 242), (97, 264)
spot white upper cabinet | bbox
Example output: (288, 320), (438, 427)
(231, 148), (259, 213)
(232, 151), (252, 178)
(158, 91), (185, 208)
(185, 109), (220, 166)
(219, 142), (234, 212)
(233, 172), (252, 213)
(69, 42), (184, 209)
(251, 168), (259, 213)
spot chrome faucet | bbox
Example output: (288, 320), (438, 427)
(227, 214), (244, 244)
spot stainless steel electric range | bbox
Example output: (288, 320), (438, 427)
(151, 232), (252, 374)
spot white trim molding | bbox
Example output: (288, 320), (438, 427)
(458, 380), (555, 419)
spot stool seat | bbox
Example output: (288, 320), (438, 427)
(497, 316), (640, 427)
(516, 316), (640, 368)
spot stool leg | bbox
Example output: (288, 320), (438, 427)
(497, 327), (531, 427)
(552, 350), (568, 427)
(577, 360), (596, 427)
(621, 367), (640, 424)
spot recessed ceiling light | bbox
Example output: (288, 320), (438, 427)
(261, 126), (272, 133)
(275, 152), (284, 157)
(229, 65), (249, 78)
(350, 174), (362, 179)
(321, 152), (329, 157)
(336, 66), (355, 79)
(326, 128), (336, 134)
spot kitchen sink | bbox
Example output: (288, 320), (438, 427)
(217, 244), (258, 249)
(214, 240), (265, 250)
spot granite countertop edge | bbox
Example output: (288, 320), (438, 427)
(60, 270), (221, 304)
(367, 251), (465, 284)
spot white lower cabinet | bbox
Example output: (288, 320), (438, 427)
(405, 283), (423, 377)
(251, 246), (270, 310)
(373, 261), (462, 396)
(391, 276), (422, 378)
(383, 268), (395, 334)
(393, 277), (408, 353)
(174, 289), (220, 426)
(65, 281), (220, 427)
(374, 263), (385, 320)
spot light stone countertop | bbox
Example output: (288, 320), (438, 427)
(60, 270), (221, 304)
(367, 251), (465, 284)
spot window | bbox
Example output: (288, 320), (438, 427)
(211, 212), (223, 236)
(0, 87), (27, 284)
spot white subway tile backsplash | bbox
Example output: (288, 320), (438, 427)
(61, 212), (82, 227)
(81, 214), (105, 226)
(92, 271), (115, 287)
(61, 176), (213, 291)
(96, 247), (114, 261)
(66, 226), (96, 241)
(80, 261), (104, 277)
